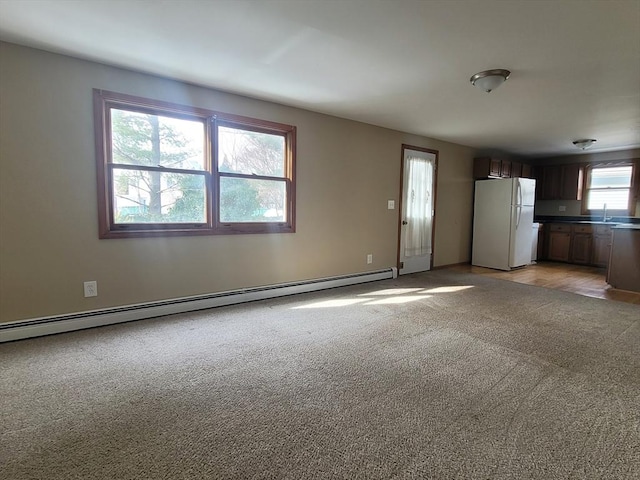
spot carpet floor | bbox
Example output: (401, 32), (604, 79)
(1, 269), (639, 479)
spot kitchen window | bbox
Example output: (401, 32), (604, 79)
(582, 163), (636, 217)
(94, 90), (296, 238)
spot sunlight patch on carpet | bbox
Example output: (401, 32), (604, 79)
(421, 285), (474, 293)
(293, 298), (368, 309)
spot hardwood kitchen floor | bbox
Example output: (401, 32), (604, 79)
(447, 261), (640, 305)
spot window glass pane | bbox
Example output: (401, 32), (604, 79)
(589, 166), (632, 188)
(218, 126), (285, 177)
(587, 189), (629, 210)
(113, 168), (206, 223)
(219, 177), (286, 222)
(111, 109), (204, 170)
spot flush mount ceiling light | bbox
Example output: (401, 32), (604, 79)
(470, 69), (511, 93)
(572, 139), (597, 150)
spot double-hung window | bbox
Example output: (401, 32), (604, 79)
(582, 162), (637, 217)
(94, 90), (296, 238)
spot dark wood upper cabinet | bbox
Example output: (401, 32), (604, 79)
(541, 165), (562, 200)
(490, 158), (502, 177)
(511, 161), (522, 178)
(535, 164), (583, 200)
(473, 157), (502, 178)
(500, 160), (512, 178)
(560, 164), (583, 201)
(474, 157), (532, 179)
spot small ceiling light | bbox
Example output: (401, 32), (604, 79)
(470, 69), (511, 93)
(572, 139), (597, 150)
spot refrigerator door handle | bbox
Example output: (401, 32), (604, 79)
(516, 180), (522, 207)
(515, 205), (522, 228)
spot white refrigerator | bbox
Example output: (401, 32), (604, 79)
(472, 178), (536, 271)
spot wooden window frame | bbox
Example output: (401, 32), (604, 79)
(94, 90), (296, 238)
(581, 160), (638, 217)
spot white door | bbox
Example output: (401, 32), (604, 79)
(399, 147), (437, 275)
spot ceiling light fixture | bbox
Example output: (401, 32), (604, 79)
(572, 139), (597, 150)
(470, 69), (511, 93)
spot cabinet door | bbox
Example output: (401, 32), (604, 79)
(489, 158), (501, 177)
(536, 164), (583, 200)
(501, 160), (512, 178)
(548, 232), (571, 262)
(473, 157), (502, 179)
(560, 164), (583, 201)
(542, 165), (561, 200)
(571, 233), (593, 264)
(511, 162), (522, 178)
(521, 163), (532, 179)
(593, 235), (612, 267)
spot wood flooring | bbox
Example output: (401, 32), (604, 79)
(446, 261), (640, 305)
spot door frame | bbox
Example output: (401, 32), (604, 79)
(397, 144), (439, 272)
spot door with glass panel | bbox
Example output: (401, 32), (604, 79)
(398, 146), (437, 275)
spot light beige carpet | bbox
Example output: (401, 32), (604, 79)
(1, 270), (639, 479)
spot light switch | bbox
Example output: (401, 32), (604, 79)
(387, 200), (395, 210)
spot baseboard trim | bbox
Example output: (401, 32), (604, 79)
(0, 268), (396, 343)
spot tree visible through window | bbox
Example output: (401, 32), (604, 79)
(217, 124), (287, 223)
(94, 90), (296, 238)
(111, 109), (207, 224)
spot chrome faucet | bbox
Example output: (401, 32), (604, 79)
(603, 203), (612, 222)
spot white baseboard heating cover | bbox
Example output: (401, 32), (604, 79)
(1, 268), (397, 343)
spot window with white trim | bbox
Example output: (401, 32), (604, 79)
(94, 90), (296, 238)
(583, 163), (636, 216)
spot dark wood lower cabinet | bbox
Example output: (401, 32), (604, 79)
(547, 229), (571, 262)
(571, 233), (593, 264)
(543, 223), (610, 267)
(592, 236), (611, 267)
(592, 225), (613, 268)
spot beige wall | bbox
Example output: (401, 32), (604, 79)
(0, 42), (476, 323)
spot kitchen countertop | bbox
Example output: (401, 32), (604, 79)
(536, 220), (619, 226)
(612, 224), (640, 230)
(535, 216), (640, 226)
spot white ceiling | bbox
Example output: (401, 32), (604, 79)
(1, 0), (639, 158)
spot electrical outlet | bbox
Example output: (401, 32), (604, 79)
(367, 254), (373, 264)
(387, 200), (395, 210)
(84, 281), (98, 298)
(559, 205), (566, 212)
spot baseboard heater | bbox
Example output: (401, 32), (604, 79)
(1, 268), (397, 343)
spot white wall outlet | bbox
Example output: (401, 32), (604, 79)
(83, 281), (98, 298)
(387, 200), (395, 210)
(367, 254), (373, 264)
(559, 205), (566, 212)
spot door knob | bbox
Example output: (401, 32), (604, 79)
(402, 220), (408, 225)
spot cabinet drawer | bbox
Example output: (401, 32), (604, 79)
(595, 225), (613, 235)
(549, 224), (571, 232)
(572, 225), (593, 234)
